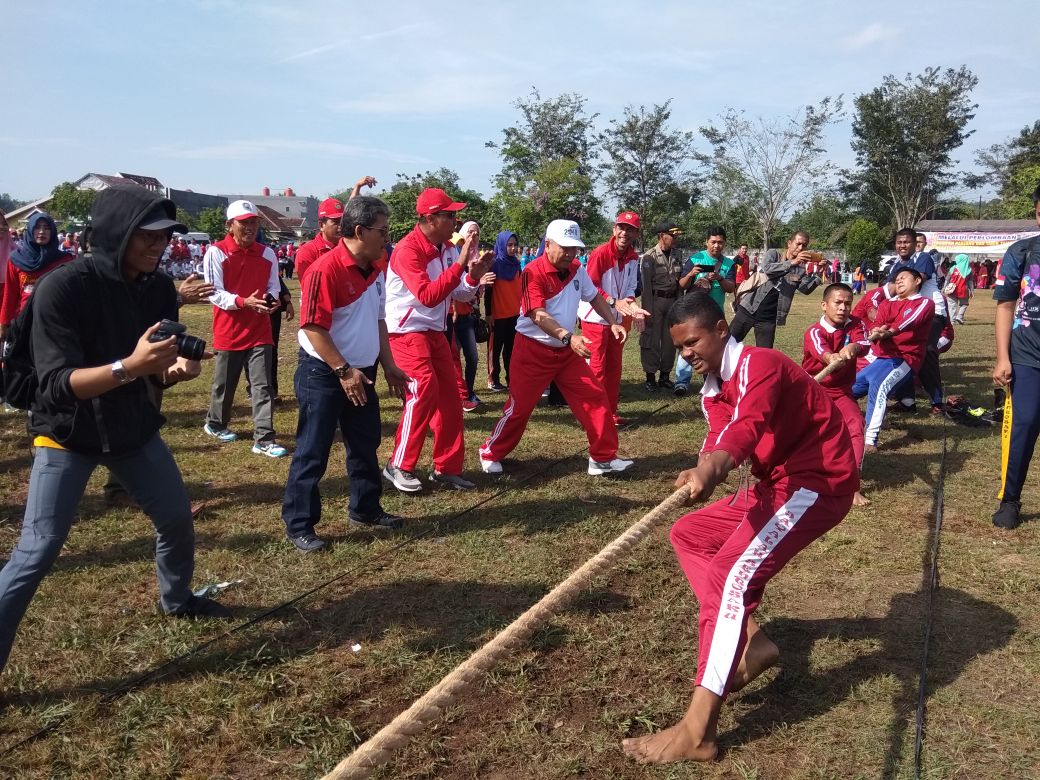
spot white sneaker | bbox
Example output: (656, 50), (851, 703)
(480, 457), (503, 474)
(588, 457), (634, 475)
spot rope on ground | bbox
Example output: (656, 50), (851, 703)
(320, 484), (693, 780)
(913, 410), (948, 778)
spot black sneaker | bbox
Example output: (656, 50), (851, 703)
(658, 377), (674, 390)
(168, 595), (233, 620)
(429, 472), (476, 490)
(644, 380), (659, 392)
(488, 381), (507, 392)
(289, 532), (327, 552)
(673, 384), (689, 397)
(993, 500), (1022, 530)
(349, 511), (405, 532)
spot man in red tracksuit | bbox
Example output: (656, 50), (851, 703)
(579, 211), (648, 424)
(624, 291), (858, 766)
(382, 188), (491, 492)
(479, 220), (634, 477)
(803, 283), (871, 505)
(294, 197), (344, 284)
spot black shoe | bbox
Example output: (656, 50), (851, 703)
(644, 380), (659, 392)
(993, 500), (1022, 530)
(168, 595), (233, 620)
(430, 472), (476, 490)
(488, 381), (507, 392)
(673, 384), (689, 397)
(289, 532), (328, 552)
(349, 511), (404, 531)
(658, 377), (674, 390)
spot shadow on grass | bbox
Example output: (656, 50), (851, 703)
(730, 587), (1016, 779)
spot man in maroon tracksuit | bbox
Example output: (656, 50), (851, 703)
(623, 292), (858, 765)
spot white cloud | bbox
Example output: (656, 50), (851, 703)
(842, 22), (890, 50)
(277, 23), (422, 63)
(147, 139), (431, 166)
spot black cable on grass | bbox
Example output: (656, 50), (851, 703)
(0, 399), (681, 756)
(913, 411), (948, 778)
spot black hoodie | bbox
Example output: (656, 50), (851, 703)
(29, 186), (179, 455)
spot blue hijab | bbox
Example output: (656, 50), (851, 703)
(11, 212), (70, 273)
(492, 231), (521, 281)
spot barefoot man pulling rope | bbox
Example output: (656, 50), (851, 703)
(623, 292), (859, 765)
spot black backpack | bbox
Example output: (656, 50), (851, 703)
(1, 291), (38, 410)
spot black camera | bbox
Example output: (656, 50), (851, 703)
(148, 319), (206, 361)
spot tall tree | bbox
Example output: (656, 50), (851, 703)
(49, 182), (97, 225)
(195, 206), (228, 241)
(967, 120), (1040, 216)
(0, 193), (27, 214)
(597, 100), (698, 229)
(848, 66), (978, 228)
(788, 193), (853, 248)
(487, 90), (603, 242)
(843, 218), (889, 271)
(377, 168), (489, 242)
(697, 97), (843, 249)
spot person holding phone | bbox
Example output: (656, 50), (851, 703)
(730, 230), (813, 349)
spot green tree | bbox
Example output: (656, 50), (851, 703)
(487, 90), (604, 242)
(49, 182), (97, 225)
(378, 168), (489, 243)
(195, 206), (227, 241)
(967, 120), (1040, 197)
(597, 100), (698, 230)
(789, 193), (852, 248)
(1000, 164), (1040, 219)
(848, 66), (978, 228)
(175, 208), (196, 231)
(843, 218), (888, 271)
(0, 193), (27, 213)
(697, 97), (843, 250)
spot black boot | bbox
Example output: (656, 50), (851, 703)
(992, 500), (1022, 530)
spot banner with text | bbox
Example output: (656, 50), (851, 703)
(922, 231), (1040, 256)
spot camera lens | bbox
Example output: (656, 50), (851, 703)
(176, 334), (206, 362)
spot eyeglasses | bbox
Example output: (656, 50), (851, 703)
(361, 224), (390, 239)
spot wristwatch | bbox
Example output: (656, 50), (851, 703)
(606, 295), (617, 307)
(560, 333), (573, 347)
(111, 360), (133, 384)
(333, 363), (352, 378)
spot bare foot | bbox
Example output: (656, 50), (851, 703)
(730, 630), (780, 693)
(622, 718), (718, 764)
(853, 491), (870, 506)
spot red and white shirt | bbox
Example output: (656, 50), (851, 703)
(203, 236), (280, 351)
(579, 239), (638, 325)
(851, 284), (894, 329)
(299, 243), (386, 368)
(294, 233), (336, 284)
(518, 255), (599, 347)
(700, 338), (859, 495)
(385, 224), (478, 335)
(802, 315), (870, 397)
(869, 294), (935, 373)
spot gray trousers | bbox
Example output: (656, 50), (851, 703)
(0, 435), (195, 673)
(206, 345), (275, 443)
(640, 294), (679, 375)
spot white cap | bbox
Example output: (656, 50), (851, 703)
(544, 219), (585, 249)
(226, 199), (259, 221)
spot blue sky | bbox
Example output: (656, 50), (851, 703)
(2, 0), (1037, 205)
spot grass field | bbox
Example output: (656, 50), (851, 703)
(0, 284), (1037, 779)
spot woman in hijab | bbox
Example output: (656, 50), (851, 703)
(0, 212), (74, 339)
(484, 230), (521, 392)
(946, 253), (973, 324)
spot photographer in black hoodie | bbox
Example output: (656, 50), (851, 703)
(0, 186), (231, 677)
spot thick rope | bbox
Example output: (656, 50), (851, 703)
(813, 358), (847, 382)
(321, 485), (692, 780)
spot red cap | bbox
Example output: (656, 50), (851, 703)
(318, 197), (344, 220)
(615, 211), (641, 229)
(416, 187), (466, 216)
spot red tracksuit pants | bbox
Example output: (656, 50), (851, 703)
(583, 321), (624, 417)
(670, 482), (853, 697)
(830, 391), (865, 469)
(389, 331), (465, 475)
(479, 334), (618, 463)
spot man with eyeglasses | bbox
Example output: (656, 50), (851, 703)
(479, 220), (634, 476)
(382, 188), (492, 492)
(281, 196), (410, 550)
